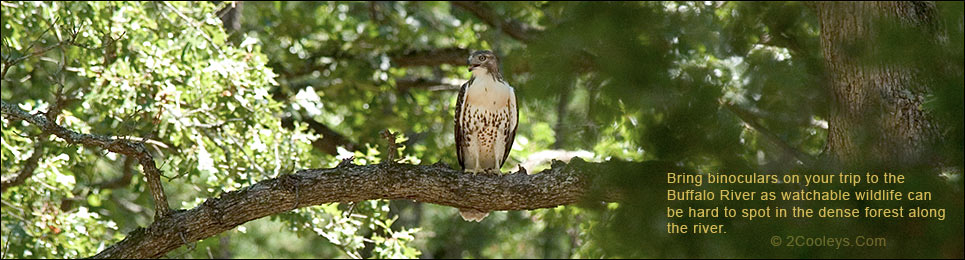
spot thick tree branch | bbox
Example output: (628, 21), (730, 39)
(395, 77), (461, 92)
(391, 47), (470, 67)
(216, 1), (243, 34)
(272, 2), (546, 76)
(91, 159), (630, 258)
(1, 137), (45, 193)
(450, 1), (541, 43)
(448, 2), (606, 77)
(1, 100), (171, 219)
(279, 47), (470, 79)
(2, 84), (72, 192)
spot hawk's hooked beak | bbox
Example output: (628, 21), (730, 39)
(468, 64), (480, 72)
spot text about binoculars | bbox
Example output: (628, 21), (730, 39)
(664, 172), (946, 235)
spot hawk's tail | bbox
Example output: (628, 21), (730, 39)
(459, 208), (490, 222)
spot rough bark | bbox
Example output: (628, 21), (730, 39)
(815, 2), (941, 166)
(91, 159), (626, 258)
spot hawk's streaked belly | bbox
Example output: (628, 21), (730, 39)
(457, 76), (516, 173)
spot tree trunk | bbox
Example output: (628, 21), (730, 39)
(217, 2), (243, 33)
(816, 2), (941, 167)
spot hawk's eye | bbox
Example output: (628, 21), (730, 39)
(479, 56), (487, 61)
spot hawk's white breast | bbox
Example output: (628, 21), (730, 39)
(457, 73), (517, 173)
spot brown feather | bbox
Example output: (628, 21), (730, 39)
(454, 77), (473, 170)
(500, 96), (518, 168)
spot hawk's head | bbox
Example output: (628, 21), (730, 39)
(467, 50), (499, 75)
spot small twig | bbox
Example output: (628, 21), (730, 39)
(331, 240), (362, 259)
(200, 128), (233, 171)
(0, 200), (27, 221)
(0, 136), (46, 193)
(172, 231), (197, 258)
(0, 76), (72, 192)
(224, 133), (267, 175)
(1, 100), (171, 220)
(337, 156), (356, 168)
(159, 2), (225, 56)
(1, 16), (63, 78)
(379, 129), (399, 164)
(344, 202), (357, 219)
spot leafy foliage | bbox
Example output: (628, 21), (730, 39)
(2, 1), (962, 258)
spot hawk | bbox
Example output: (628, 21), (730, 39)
(453, 50), (518, 222)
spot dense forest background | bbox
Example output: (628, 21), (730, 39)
(1, 1), (963, 258)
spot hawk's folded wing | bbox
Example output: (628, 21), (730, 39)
(454, 77), (474, 170)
